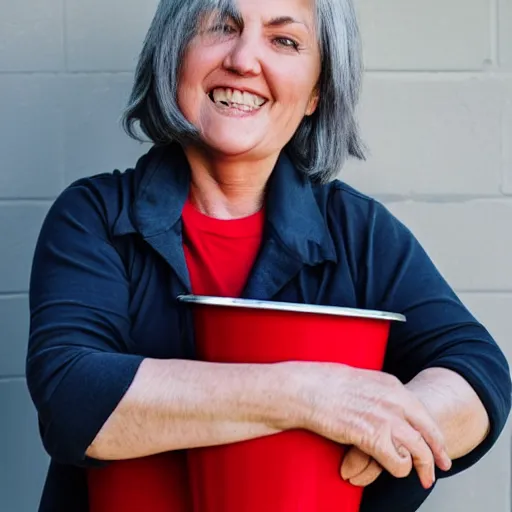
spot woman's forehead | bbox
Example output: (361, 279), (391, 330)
(209, 0), (317, 23)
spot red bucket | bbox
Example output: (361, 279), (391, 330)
(87, 450), (192, 512)
(179, 295), (405, 512)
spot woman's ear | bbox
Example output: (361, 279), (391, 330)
(305, 88), (320, 116)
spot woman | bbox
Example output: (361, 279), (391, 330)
(26, 0), (510, 510)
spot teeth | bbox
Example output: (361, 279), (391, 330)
(242, 91), (252, 106)
(212, 88), (229, 105)
(211, 88), (266, 109)
(232, 89), (243, 104)
(252, 94), (266, 107)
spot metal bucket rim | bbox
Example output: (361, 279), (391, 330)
(178, 295), (406, 323)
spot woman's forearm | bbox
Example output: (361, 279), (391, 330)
(86, 359), (298, 460)
(406, 367), (490, 460)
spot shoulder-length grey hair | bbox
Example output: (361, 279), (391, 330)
(122, 0), (365, 182)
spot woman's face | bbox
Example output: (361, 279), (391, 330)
(178, 0), (321, 161)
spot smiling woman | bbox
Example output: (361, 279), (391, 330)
(26, 0), (511, 511)
(123, 0), (365, 182)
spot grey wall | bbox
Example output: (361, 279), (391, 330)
(0, 1), (510, 511)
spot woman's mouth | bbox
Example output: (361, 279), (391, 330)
(208, 87), (267, 113)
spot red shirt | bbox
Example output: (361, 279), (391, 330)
(182, 199), (265, 298)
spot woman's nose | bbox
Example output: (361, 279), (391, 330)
(222, 36), (262, 76)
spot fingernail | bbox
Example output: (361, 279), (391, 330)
(397, 446), (409, 458)
(442, 453), (452, 471)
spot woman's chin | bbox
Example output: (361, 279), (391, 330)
(200, 137), (263, 159)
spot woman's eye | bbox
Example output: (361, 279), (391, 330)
(273, 37), (300, 50)
(210, 23), (236, 35)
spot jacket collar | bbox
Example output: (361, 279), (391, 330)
(113, 144), (337, 267)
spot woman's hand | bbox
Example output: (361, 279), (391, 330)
(291, 363), (452, 489)
(340, 366), (491, 489)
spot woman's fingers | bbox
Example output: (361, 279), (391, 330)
(340, 446), (372, 480)
(366, 388), (450, 486)
(348, 459), (383, 487)
(342, 427), (437, 490)
(393, 426), (436, 489)
(405, 401), (452, 471)
(361, 424), (413, 480)
(341, 446), (383, 487)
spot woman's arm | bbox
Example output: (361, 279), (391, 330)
(341, 367), (490, 486)
(88, 357), (450, 490)
(407, 367), (490, 459)
(340, 200), (510, 493)
(86, 358), (289, 460)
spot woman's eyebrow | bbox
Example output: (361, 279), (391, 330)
(217, 5), (244, 28)
(265, 16), (311, 32)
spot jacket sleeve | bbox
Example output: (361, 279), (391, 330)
(26, 182), (144, 467)
(363, 200), (511, 478)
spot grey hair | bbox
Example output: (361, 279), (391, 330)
(122, 0), (365, 182)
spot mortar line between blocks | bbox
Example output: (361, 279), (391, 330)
(0, 199), (54, 205)
(0, 293), (28, 299)
(0, 376), (26, 383)
(457, 290), (512, 296)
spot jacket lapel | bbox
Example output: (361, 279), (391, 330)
(115, 145), (337, 300)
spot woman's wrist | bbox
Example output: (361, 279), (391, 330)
(269, 361), (355, 433)
(256, 362), (308, 431)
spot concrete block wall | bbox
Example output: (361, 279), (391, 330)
(0, 1), (509, 510)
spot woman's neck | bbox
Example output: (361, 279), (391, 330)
(184, 145), (278, 220)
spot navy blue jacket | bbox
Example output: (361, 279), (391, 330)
(27, 144), (511, 511)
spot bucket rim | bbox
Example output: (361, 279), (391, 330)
(177, 295), (406, 323)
